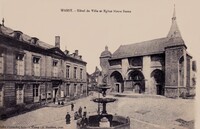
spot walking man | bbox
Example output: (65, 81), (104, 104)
(71, 103), (74, 111)
(65, 112), (71, 124)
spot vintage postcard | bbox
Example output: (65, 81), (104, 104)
(0, 0), (199, 129)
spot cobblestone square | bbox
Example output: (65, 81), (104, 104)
(0, 93), (194, 129)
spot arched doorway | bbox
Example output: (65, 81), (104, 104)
(128, 70), (145, 94)
(110, 71), (124, 93)
(151, 69), (165, 95)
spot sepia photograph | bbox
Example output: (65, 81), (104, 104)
(0, 0), (199, 129)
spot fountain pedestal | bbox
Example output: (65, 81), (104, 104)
(76, 83), (130, 129)
(99, 117), (110, 127)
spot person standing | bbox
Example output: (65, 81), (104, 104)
(65, 112), (71, 124)
(78, 106), (82, 117)
(81, 116), (88, 127)
(74, 111), (79, 120)
(71, 103), (74, 111)
(83, 106), (87, 117)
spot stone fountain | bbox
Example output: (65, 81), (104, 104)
(77, 83), (130, 129)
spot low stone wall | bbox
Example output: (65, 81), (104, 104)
(77, 115), (130, 129)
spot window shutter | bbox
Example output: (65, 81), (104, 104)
(0, 57), (3, 73)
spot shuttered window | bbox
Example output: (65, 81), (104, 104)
(74, 84), (77, 95)
(33, 84), (40, 102)
(16, 54), (24, 76)
(16, 84), (24, 104)
(74, 67), (77, 79)
(0, 51), (4, 74)
(80, 84), (83, 94)
(80, 68), (83, 79)
(61, 90), (64, 98)
(53, 60), (58, 77)
(0, 57), (3, 74)
(66, 65), (70, 79)
(0, 84), (3, 107)
(33, 56), (40, 76)
(66, 84), (70, 96)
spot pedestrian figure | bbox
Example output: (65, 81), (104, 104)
(81, 116), (88, 127)
(65, 112), (71, 124)
(83, 106), (87, 117)
(61, 101), (64, 105)
(74, 111), (79, 120)
(71, 103), (74, 111)
(78, 106), (82, 117)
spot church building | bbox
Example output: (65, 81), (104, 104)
(99, 7), (196, 98)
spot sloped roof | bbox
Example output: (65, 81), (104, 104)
(0, 25), (54, 49)
(111, 37), (185, 59)
(0, 24), (86, 63)
(111, 6), (186, 60)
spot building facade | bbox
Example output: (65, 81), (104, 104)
(87, 67), (102, 91)
(99, 7), (196, 98)
(0, 24), (87, 108)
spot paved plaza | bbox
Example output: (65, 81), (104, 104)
(0, 92), (194, 129)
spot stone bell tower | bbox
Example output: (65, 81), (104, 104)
(100, 46), (112, 83)
(165, 5), (188, 98)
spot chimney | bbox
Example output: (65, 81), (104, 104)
(75, 50), (78, 56)
(55, 36), (60, 48)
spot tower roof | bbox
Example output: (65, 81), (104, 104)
(167, 5), (182, 38)
(100, 46), (112, 58)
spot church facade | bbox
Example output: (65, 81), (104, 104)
(0, 23), (87, 108)
(100, 7), (196, 98)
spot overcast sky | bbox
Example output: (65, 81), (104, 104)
(0, 0), (199, 74)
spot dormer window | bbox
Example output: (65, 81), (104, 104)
(31, 37), (39, 45)
(53, 60), (58, 67)
(16, 53), (24, 61)
(13, 31), (23, 40)
(33, 56), (40, 64)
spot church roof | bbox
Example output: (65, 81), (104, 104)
(111, 37), (185, 59)
(111, 5), (185, 60)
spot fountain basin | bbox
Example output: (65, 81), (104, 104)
(77, 114), (130, 129)
(93, 98), (117, 103)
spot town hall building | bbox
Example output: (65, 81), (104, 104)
(0, 22), (87, 108)
(99, 7), (196, 98)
